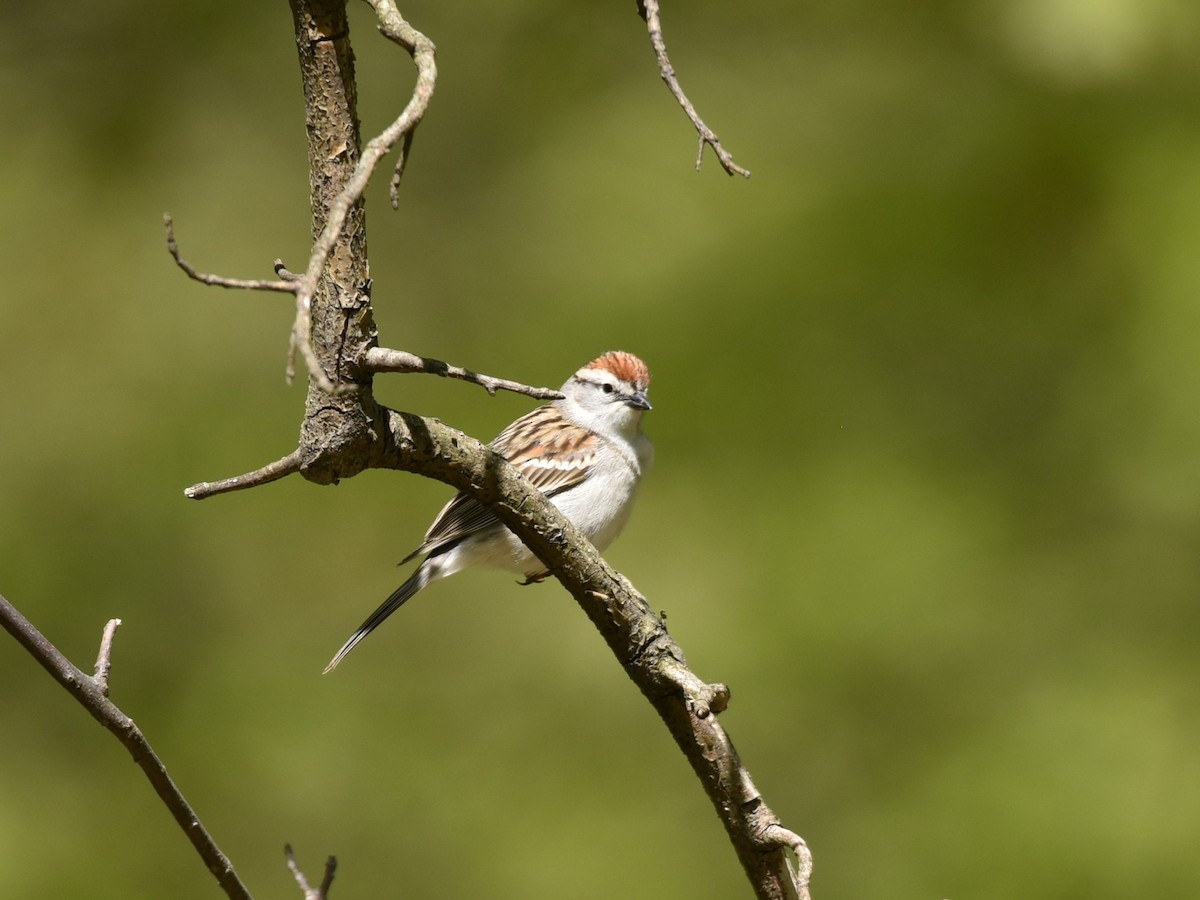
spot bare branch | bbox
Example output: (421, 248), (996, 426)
(371, 410), (806, 898)
(278, 0), (438, 392)
(286, 844), (338, 900)
(164, 213), (337, 392)
(637, 0), (751, 178)
(92, 617), (121, 697)
(185, 448), (303, 500)
(165, 215), (296, 293)
(364, 347), (564, 399)
(0, 595), (251, 900)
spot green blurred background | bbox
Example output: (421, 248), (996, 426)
(3, 1), (1200, 897)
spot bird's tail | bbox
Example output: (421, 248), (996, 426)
(323, 562), (434, 673)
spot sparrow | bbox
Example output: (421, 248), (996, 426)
(324, 351), (653, 672)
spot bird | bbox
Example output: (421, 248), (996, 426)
(324, 351), (654, 672)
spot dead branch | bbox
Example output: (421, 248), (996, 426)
(637, 0), (751, 178)
(0, 595), (253, 900)
(283, 0), (436, 384)
(364, 347), (564, 399)
(165, 215), (295, 293)
(364, 409), (810, 899)
(185, 449), (304, 500)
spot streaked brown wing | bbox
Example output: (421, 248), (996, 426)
(399, 405), (598, 563)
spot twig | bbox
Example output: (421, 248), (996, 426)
(185, 448), (303, 500)
(761, 825), (813, 900)
(637, 0), (751, 178)
(389, 129), (415, 209)
(164, 214), (337, 393)
(365, 0), (434, 209)
(165, 215), (295, 293)
(364, 347), (564, 399)
(0, 594), (252, 900)
(286, 844), (338, 900)
(92, 617), (121, 697)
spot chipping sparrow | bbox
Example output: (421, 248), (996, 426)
(324, 351), (653, 672)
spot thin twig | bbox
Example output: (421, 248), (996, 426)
(364, 347), (564, 399)
(637, 0), (750, 178)
(92, 617), (122, 697)
(185, 449), (303, 500)
(0, 594), (252, 900)
(286, 844), (338, 900)
(761, 825), (813, 900)
(389, 129), (415, 208)
(286, 286), (336, 392)
(164, 213), (336, 392)
(165, 215), (296, 293)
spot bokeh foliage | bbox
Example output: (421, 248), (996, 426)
(3, 1), (1200, 897)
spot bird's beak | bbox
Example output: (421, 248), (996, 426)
(626, 390), (652, 411)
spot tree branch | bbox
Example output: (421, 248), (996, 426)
(361, 410), (810, 899)
(364, 347), (564, 399)
(0, 595), (253, 900)
(184, 448), (304, 500)
(637, 0), (751, 178)
(165, 215), (296, 293)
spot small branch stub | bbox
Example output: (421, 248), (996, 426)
(93, 618), (122, 697)
(184, 450), (303, 501)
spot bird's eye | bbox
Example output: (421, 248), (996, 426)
(601, 383), (614, 394)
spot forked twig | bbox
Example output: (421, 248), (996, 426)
(286, 844), (338, 900)
(637, 0), (750, 178)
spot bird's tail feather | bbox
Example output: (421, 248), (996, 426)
(323, 563), (433, 673)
